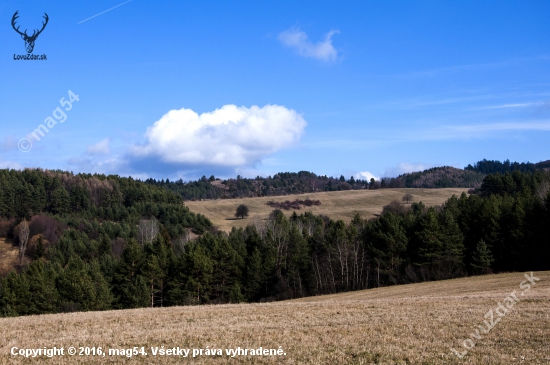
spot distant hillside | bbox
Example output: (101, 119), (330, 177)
(465, 158), (550, 174)
(381, 166), (485, 189)
(185, 188), (469, 232)
(145, 171), (373, 200)
(0, 168), (211, 240)
(149, 158), (548, 201)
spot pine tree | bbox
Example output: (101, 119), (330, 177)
(51, 187), (71, 215)
(24, 260), (59, 314)
(229, 282), (245, 303)
(34, 235), (45, 259)
(56, 255), (97, 312)
(471, 239), (494, 274)
(244, 247), (263, 300)
(113, 240), (149, 308)
(183, 243), (213, 304)
(0, 271), (31, 316)
(87, 259), (113, 310)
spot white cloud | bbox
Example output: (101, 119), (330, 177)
(130, 104), (306, 167)
(0, 159), (23, 169)
(86, 138), (110, 155)
(0, 136), (18, 152)
(355, 171), (379, 181)
(278, 28), (339, 62)
(384, 163), (432, 177)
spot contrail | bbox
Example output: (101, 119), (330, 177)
(78, 0), (132, 24)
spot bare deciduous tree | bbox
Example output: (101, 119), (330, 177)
(382, 200), (408, 215)
(18, 219), (30, 266)
(137, 218), (159, 246)
(402, 193), (414, 204)
(251, 215), (266, 239)
(174, 229), (191, 255)
(536, 180), (549, 201)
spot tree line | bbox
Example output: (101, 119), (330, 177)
(145, 159), (549, 201)
(465, 158), (550, 175)
(1, 169), (548, 317)
(0, 168), (211, 237)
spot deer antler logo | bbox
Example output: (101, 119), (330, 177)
(11, 11), (49, 54)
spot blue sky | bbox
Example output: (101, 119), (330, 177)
(1, 1), (549, 181)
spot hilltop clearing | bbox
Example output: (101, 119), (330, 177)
(186, 188), (469, 231)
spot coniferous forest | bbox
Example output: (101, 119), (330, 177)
(0, 166), (549, 317)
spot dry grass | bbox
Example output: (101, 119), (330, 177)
(1, 271), (548, 364)
(186, 188), (469, 231)
(0, 239), (19, 277)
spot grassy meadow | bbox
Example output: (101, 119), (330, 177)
(1, 271), (548, 364)
(185, 188), (469, 231)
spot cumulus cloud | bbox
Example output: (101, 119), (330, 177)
(130, 104), (307, 168)
(86, 138), (110, 155)
(278, 28), (339, 62)
(384, 163), (432, 177)
(355, 171), (379, 181)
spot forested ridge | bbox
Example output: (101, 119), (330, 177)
(0, 169), (211, 234)
(0, 167), (549, 317)
(147, 159), (549, 201)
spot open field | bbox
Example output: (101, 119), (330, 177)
(186, 188), (469, 231)
(1, 271), (548, 364)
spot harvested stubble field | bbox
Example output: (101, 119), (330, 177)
(1, 271), (548, 364)
(186, 188), (469, 231)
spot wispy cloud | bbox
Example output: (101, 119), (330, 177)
(376, 55), (550, 80)
(447, 121), (550, 134)
(379, 92), (550, 112)
(384, 163), (432, 177)
(0, 136), (18, 152)
(406, 121), (550, 142)
(305, 120), (550, 151)
(474, 101), (549, 110)
(86, 138), (111, 155)
(278, 28), (339, 63)
(0, 159), (23, 169)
